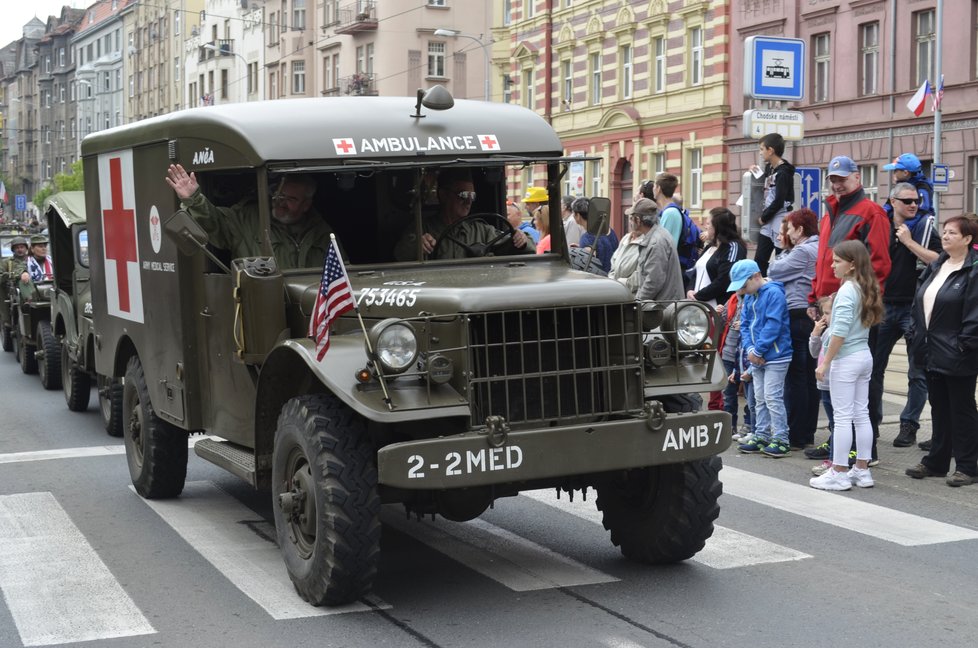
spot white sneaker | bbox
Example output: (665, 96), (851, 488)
(811, 460), (832, 476)
(847, 466), (874, 488)
(810, 468), (852, 491)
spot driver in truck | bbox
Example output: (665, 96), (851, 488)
(394, 168), (534, 260)
(165, 163), (336, 269)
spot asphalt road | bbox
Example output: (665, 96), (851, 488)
(1, 351), (977, 648)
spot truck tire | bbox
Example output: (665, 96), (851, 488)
(123, 356), (188, 498)
(272, 394), (381, 606)
(18, 337), (37, 375)
(62, 342), (92, 412)
(38, 322), (62, 390)
(99, 374), (123, 437)
(2, 324), (11, 352)
(596, 455), (722, 564)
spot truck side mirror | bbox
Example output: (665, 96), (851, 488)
(163, 209), (230, 273)
(586, 196), (611, 238)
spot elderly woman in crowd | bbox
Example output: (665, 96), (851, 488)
(906, 215), (978, 487)
(609, 199), (655, 289)
(767, 208), (821, 449)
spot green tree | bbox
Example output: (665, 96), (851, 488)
(33, 160), (84, 207)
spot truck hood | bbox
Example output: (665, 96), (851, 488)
(287, 260), (633, 318)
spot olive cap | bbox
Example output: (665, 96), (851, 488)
(30, 234), (49, 246)
(9, 236), (28, 249)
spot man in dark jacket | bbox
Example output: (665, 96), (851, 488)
(882, 153), (934, 218)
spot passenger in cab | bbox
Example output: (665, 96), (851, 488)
(165, 163), (335, 269)
(393, 168), (533, 260)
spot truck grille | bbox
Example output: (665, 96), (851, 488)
(466, 304), (644, 428)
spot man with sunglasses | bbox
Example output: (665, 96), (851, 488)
(166, 164), (335, 269)
(882, 153), (934, 219)
(869, 182), (942, 449)
(394, 168), (532, 260)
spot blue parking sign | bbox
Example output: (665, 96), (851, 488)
(796, 167), (822, 214)
(15, 194), (27, 212)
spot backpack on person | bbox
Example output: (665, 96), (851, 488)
(666, 202), (701, 271)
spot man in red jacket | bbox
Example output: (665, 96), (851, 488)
(807, 155), (891, 317)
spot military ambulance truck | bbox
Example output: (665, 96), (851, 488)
(82, 87), (730, 607)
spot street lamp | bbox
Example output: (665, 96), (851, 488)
(433, 28), (491, 102)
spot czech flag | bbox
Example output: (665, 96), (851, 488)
(907, 79), (931, 117)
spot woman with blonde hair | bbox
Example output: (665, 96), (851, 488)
(810, 240), (883, 491)
(534, 205), (551, 254)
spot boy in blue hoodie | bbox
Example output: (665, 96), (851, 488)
(729, 259), (794, 457)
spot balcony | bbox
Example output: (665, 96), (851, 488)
(341, 73), (378, 96)
(335, 1), (378, 35)
(198, 39), (236, 63)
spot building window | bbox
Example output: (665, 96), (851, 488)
(914, 10), (935, 86)
(590, 160), (602, 196)
(590, 51), (601, 105)
(969, 157), (978, 212)
(70, 118), (76, 138)
(428, 42), (446, 77)
(859, 22), (879, 96)
(526, 0), (535, 19)
(268, 13), (278, 46)
(104, 71), (111, 91)
(561, 59), (572, 107)
(689, 27), (703, 86)
(174, 57), (180, 82)
(812, 32), (830, 103)
(621, 45), (633, 99)
(689, 148), (703, 208)
(292, 60), (306, 94)
(221, 69), (229, 99)
(859, 164), (878, 203)
(503, 0), (512, 26)
(356, 45), (365, 73)
(653, 151), (666, 178)
(59, 85), (65, 102)
(366, 42), (374, 74)
(523, 68), (534, 108)
(248, 62), (258, 94)
(503, 73), (512, 103)
(293, 0), (306, 30)
(653, 36), (666, 93)
(59, 48), (65, 67)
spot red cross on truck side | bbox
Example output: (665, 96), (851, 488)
(103, 156), (138, 313)
(480, 135), (498, 150)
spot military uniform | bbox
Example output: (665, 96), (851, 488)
(394, 214), (534, 261)
(180, 190), (335, 270)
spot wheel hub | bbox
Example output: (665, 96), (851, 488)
(278, 460), (316, 553)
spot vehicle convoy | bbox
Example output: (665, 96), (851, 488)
(82, 87), (731, 607)
(45, 192), (122, 434)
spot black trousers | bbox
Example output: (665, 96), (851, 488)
(755, 233), (777, 277)
(922, 372), (978, 477)
(786, 310), (819, 446)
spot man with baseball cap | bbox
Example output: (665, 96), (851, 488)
(882, 153), (934, 218)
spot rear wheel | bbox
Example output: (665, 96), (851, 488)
(62, 341), (92, 412)
(17, 335), (37, 375)
(123, 356), (188, 498)
(99, 374), (124, 437)
(38, 322), (62, 390)
(272, 394), (381, 606)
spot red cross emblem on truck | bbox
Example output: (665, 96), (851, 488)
(477, 134), (500, 151)
(103, 157), (137, 313)
(333, 138), (356, 155)
(99, 150), (142, 322)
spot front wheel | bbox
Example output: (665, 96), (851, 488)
(596, 456), (722, 563)
(38, 321), (62, 390)
(123, 356), (188, 498)
(272, 394), (381, 606)
(18, 336), (37, 375)
(62, 340), (92, 412)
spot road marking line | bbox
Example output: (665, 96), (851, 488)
(0, 492), (156, 646)
(135, 481), (388, 619)
(722, 465), (978, 546)
(382, 507), (619, 591)
(0, 436), (213, 466)
(519, 489), (811, 569)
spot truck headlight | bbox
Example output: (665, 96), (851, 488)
(367, 319), (418, 374)
(663, 302), (711, 349)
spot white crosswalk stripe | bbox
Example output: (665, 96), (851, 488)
(0, 492), (156, 647)
(518, 489), (813, 569)
(136, 481), (388, 619)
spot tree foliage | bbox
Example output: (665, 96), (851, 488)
(34, 160), (84, 207)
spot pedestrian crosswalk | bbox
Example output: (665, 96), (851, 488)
(3, 455), (978, 647)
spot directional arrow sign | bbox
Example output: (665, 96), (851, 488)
(796, 167), (822, 214)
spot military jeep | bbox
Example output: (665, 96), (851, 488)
(45, 192), (123, 434)
(83, 88), (730, 607)
(9, 269), (54, 377)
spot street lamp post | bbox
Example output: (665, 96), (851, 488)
(433, 28), (491, 101)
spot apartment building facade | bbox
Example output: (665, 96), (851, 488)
(726, 0), (978, 220)
(494, 0), (731, 233)
(185, 0), (265, 106)
(1, 17), (47, 201)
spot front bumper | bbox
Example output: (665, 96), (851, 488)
(377, 409), (731, 489)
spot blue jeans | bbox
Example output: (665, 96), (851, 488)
(869, 302), (927, 433)
(751, 360), (790, 443)
(722, 359), (753, 429)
